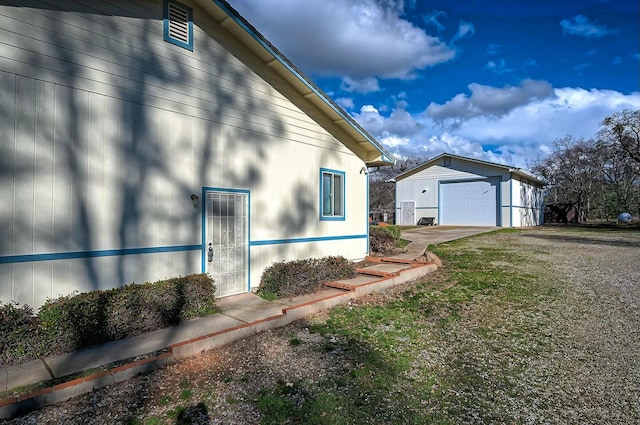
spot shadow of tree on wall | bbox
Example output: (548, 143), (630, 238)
(1, 0), (366, 356)
(519, 180), (544, 225)
(2, 0), (298, 305)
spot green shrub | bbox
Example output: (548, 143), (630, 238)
(1, 274), (217, 366)
(257, 256), (356, 298)
(39, 274), (217, 352)
(0, 302), (49, 366)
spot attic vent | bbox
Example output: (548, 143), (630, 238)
(163, 0), (193, 51)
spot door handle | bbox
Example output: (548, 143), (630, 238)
(207, 242), (213, 262)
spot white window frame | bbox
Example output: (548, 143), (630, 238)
(320, 168), (345, 221)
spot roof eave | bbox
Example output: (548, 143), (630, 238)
(199, 0), (395, 167)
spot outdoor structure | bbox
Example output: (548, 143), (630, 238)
(393, 153), (544, 227)
(544, 203), (579, 224)
(0, 0), (394, 308)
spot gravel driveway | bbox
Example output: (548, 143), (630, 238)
(5, 226), (640, 424)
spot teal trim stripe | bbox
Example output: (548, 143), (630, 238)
(251, 234), (367, 247)
(0, 245), (201, 264)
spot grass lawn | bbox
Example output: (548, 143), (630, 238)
(255, 229), (566, 424)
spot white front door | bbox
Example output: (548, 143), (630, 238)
(400, 201), (416, 225)
(204, 190), (248, 297)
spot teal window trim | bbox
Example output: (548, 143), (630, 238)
(319, 168), (346, 221)
(163, 0), (194, 51)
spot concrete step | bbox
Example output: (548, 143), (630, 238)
(356, 263), (411, 277)
(324, 275), (382, 291)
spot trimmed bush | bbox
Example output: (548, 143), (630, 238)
(1, 274), (216, 367)
(0, 303), (49, 367)
(257, 256), (357, 298)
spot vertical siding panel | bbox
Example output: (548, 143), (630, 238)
(70, 89), (90, 292)
(160, 110), (169, 250)
(73, 89), (90, 251)
(33, 261), (53, 308)
(87, 93), (106, 249)
(13, 76), (36, 255)
(0, 265), (13, 303)
(156, 108), (172, 247)
(102, 96), (120, 250)
(33, 80), (56, 303)
(34, 80), (55, 254)
(173, 117), (191, 245)
(0, 72), (16, 257)
(13, 264), (34, 307)
(12, 75), (36, 306)
(147, 108), (161, 256)
(51, 84), (73, 298)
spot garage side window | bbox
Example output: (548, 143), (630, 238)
(320, 169), (345, 221)
(163, 0), (193, 51)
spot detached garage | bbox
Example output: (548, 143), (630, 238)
(394, 153), (545, 227)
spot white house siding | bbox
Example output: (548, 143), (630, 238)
(0, 1), (369, 308)
(511, 176), (544, 226)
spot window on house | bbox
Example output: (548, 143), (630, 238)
(320, 169), (345, 220)
(164, 0), (193, 51)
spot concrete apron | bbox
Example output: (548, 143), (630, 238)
(0, 261), (438, 419)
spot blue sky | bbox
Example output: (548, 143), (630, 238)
(228, 0), (640, 169)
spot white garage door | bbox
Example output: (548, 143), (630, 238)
(440, 179), (499, 226)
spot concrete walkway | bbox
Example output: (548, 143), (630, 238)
(0, 226), (496, 418)
(392, 225), (499, 262)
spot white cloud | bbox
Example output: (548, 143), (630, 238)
(452, 88), (640, 147)
(452, 20), (475, 43)
(426, 79), (555, 120)
(352, 102), (422, 139)
(352, 84), (640, 169)
(335, 97), (355, 109)
(422, 10), (447, 32)
(381, 135), (411, 148)
(229, 0), (456, 79)
(483, 59), (515, 74)
(560, 15), (613, 39)
(340, 77), (381, 94)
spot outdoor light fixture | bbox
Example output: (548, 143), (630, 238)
(190, 194), (199, 208)
(359, 166), (368, 175)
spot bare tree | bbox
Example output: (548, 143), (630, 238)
(600, 109), (640, 164)
(531, 136), (602, 222)
(368, 156), (428, 221)
(532, 119), (640, 222)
